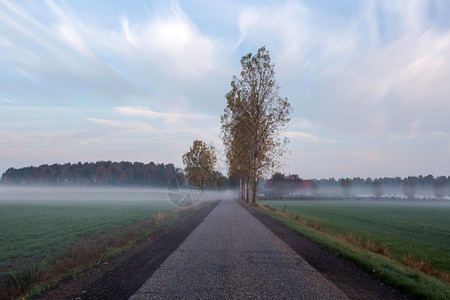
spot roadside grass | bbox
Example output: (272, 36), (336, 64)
(254, 202), (450, 299)
(0, 198), (210, 300)
(262, 200), (450, 274)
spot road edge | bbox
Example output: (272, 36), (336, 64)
(241, 202), (410, 300)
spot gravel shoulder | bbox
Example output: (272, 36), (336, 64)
(34, 200), (219, 300)
(243, 203), (410, 300)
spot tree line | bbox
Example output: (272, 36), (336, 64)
(0, 161), (180, 186)
(265, 173), (450, 199)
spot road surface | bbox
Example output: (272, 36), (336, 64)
(130, 200), (349, 299)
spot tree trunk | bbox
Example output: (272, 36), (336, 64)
(252, 179), (258, 205)
(246, 178), (250, 203)
(239, 177), (243, 200)
(243, 178), (247, 202)
(252, 146), (258, 205)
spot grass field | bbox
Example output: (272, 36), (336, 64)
(0, 188), (174, 270)
(262, 200), (450, 274)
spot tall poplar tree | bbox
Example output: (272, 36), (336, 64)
(221, 46), (292, 204)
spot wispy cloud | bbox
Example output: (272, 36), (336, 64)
(289, 117), (319, 129)
(431, 131), (449, 137)
(0, 0), (229, 109)
(1, 98), (16, 104)
(238, 0), (450, 139)
(113, 106), (214, 120)
(285, 131), (320, 142)
(87, 118), (156, 132)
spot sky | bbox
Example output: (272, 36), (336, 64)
(1, 0), (450, 179)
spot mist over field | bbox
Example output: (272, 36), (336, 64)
(293, 185), (449, 199)
(0, 186), (234, 205)
(0, 186), (167, 203)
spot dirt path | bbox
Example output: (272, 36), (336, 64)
(243, 203), (410, 300)
(34, 200), (219, 300)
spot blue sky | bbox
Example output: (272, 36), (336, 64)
(1, 0), (449, 179)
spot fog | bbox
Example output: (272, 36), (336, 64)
(1, 184), (446, 206)
(306, 185), (449, 199)
(0, 186), (236, 206)
(277, 184), (449, 200)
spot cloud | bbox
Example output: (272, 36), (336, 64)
(1, 98), (16, 104)
(115, 4), (218, 78)
(285, 131), (320, 142)
(0, 0), (231, 111)
(321, 2), (450, 136)
(238, 1), (313, 68)
(237, 1), (450, 139)
(113, 106), (214, 121)
(87, 117), (156, 132)
(289, 117), (319, 129)
(88, 112), (221, 146)
(432, 131), (449, 137)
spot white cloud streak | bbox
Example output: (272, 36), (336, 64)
(285, 131), (320, 142)
(1, 98), (16, 104)
(113, 106), (214, 121)
(237, 0), (450, 139)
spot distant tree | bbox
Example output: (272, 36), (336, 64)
(423, 174), (434, 186)
(448, 177), (450, 197)
(182, 140), (217, 192)
(371, 180), (383, 198)
(311, 181), (319, 197)
(285, 174), (302, 194)
(433, 180), (446, 199)
(270, 172), (286, 195)
(213, 171), (229, 192)
(402, 180), (416, 199)
(340, 178), (352, 197)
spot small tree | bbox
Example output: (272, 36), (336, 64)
(402, 180), (416, 199)
(340, 178), (352, 198)
(270, 172), (286, 196)
(311, 181), (319, 197)
(433, 180), (446, 199)
(211, 171), (229, 192)
(182, 140), (217, 192)
(371, 180), (383, 198)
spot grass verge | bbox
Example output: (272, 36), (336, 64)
(261, 199), (450, 274)
(0, 202), (208, 300)
(252, 203), (450, 300)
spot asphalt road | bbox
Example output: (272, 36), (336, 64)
(130, 200), (349, 299)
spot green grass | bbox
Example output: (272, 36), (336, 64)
(262, 200), (450, 274)
(255, 206), (449, 300)
(0, 187), (215, 299)
(0, 195), (173, 270)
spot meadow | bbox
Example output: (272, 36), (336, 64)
(0, 187), (175, 270)
(261, 200), (450, 274)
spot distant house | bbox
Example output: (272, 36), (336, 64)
(301, 179), (315, 189)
